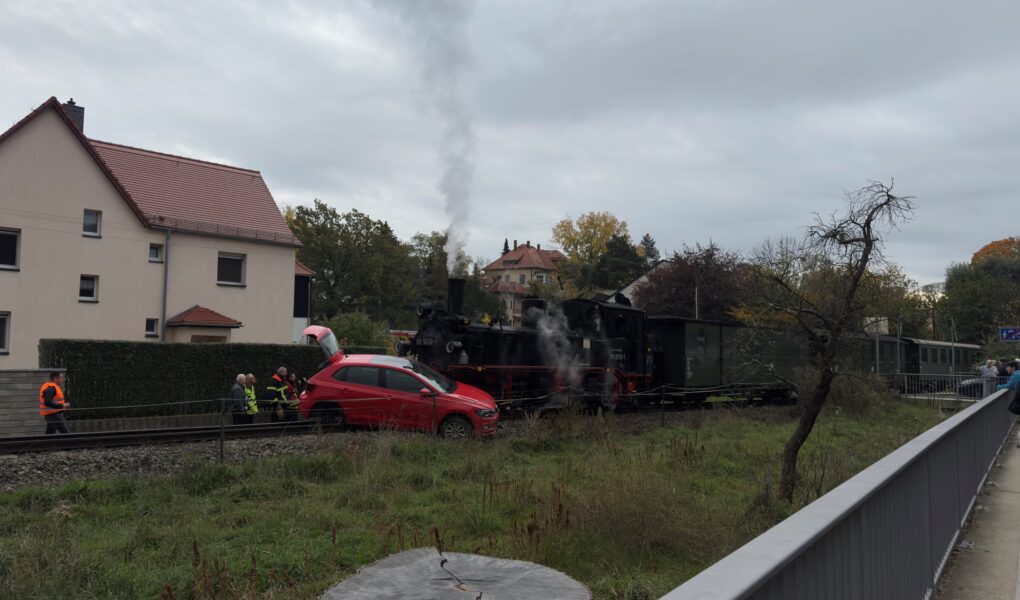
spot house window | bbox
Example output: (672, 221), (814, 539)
(519, 274), (526, 284)
(535, 273), (545, 283)
(0, 312), (9, 353)
(149, 244), (163, 263)
(79, 275), (98, 302)
(0, 229), (19, 269)
(145, 318), (159, 337)
(217, 253), (245, 285)
(83, 209), (102, 237)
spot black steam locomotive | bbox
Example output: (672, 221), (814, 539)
(403, 279), (648, 414)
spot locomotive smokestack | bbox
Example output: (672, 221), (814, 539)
(448, 278), (466, 315)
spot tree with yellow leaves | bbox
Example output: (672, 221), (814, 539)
(551, 212), (629, 266)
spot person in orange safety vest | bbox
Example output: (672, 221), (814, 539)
(39, 371), (70, 435)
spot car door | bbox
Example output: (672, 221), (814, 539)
(381, 368), (434, 431)
(334, 365), (383, 426)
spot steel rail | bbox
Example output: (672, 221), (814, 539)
(0, 421), (320, 454)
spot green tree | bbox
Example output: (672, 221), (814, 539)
(320, 312), (388, 347)
(409, 230), (450, 303)
(289, 200), (417, 327)
(593, 234), (646, 290)
(639, 233), (660, 267)
(941, 256), (1020, 344)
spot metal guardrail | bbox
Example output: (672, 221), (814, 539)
(662, 389), (1016, 600)
(889, 372), (1007, 401)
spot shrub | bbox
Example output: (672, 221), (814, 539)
(38, 339), (324, 419)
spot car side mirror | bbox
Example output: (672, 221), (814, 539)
(420, 388), (434, 397)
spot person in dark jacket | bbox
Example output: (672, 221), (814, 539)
(229, 374), (247, 425)
(267, 367), (296, 422)
(39, 371), (70, 434)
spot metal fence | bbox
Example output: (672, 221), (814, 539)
(889, 372), (1007, 401)
(662, 389), (1016, 600)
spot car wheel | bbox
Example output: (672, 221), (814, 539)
(312, 403), (345, 427)
(439, 415), (472, 439)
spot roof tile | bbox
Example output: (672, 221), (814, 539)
(166, 305), (243, 328)
(90, 140), (299, 246)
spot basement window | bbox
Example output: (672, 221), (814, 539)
(83, 209), (102, 237)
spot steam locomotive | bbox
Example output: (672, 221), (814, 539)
(401, 279), (982, 415)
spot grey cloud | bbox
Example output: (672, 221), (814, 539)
(1, 0), (1017, 285)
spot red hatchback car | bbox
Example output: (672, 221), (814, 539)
(300, 326), (498, 437)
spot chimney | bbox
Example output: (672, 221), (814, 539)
(61, 98), (84, 132)
(526, 240), (530, 247)
(513, 240), (518, 250)
(537, 243), (541, 251)
(447, 278), (466, 315)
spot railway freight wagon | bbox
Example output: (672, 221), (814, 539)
(645, 317), (801, 403)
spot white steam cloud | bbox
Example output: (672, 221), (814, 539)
(379, 0), (476, 275)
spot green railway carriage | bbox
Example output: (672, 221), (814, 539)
(645, 315), (981, 404)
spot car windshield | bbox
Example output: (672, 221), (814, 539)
(408, 360), (456, 393)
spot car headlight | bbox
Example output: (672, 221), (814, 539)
(475, 408), (497, 418)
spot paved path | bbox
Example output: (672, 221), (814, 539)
(938, 427), (1020, 600)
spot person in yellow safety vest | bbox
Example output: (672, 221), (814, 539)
(266, 367), (296, 422)
(39, 371), (70, 435)
(244, 373), (259, 424)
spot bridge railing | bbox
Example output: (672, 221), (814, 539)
(662, 389), (1015, 600)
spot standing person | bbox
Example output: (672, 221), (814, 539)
(244, 373), (259, 424)
(996, 362), (1020, 392)
(998, 359), (1010, 378)
(39, 371), (70, 435)
(229, 374), (247, 425)
(266, 367), (291, 422)
(980, 359), (999, 398)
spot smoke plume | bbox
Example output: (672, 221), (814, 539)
(379, 0), (476, 275)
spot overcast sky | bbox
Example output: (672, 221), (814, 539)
(2, 0), (1017, 284)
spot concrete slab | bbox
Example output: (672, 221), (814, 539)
(937, 428), (1020, 600)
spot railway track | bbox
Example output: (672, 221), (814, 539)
(0, 421), (320, 454)
(1, 398), (786, 455)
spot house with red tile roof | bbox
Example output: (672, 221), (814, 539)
(481, 239), (566, 325)
(0, 97), (312, 367)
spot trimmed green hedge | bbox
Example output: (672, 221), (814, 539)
(38, 339), (385, 419)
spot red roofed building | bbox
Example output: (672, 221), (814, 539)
(0, 98), (312, 366)
(481, 239), (566, 325)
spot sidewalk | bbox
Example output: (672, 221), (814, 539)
(937, 427), (1020, 600)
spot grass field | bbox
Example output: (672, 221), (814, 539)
(0, 402), (943, 599)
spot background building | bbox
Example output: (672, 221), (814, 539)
(481, 240), (565, 325)
(0, 97), (310, 368)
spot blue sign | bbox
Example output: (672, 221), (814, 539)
(1000, 327), (1020, 342)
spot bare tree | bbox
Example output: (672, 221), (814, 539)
(751, 181), (914, 502)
